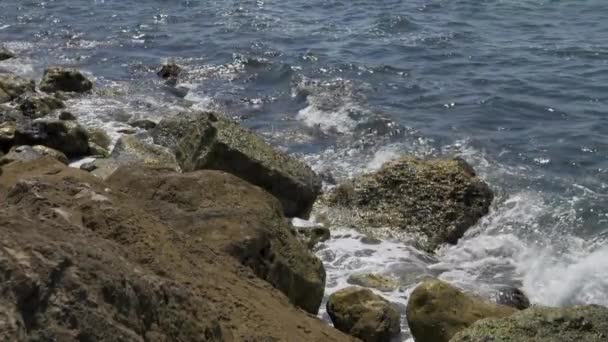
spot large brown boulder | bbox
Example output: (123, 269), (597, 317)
(406, 279), (516, 342)
(324, 156), (493, 252)
(327, 286), (401, 342)
(0, 158), (354, 341)
(39, 67), (93, 93)
(451, 305), (608, 342)
(152, 111), (322, 218)
(107, 165), (326, 314)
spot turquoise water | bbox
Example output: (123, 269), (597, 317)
(1, 1), (607, 339)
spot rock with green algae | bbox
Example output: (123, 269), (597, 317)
(152, 110), (322, 218)
(0, 72), (35, 103)
(39, 67), (93, 93)
(407, 279), (516, 342)
(14, 119), (90, 157)
(324, 156), (493, 252)
(17, 93), (65, 118)
(347, 273), (399, 292)
(327, 286), (401, 342)
(451, 305), (608, 342)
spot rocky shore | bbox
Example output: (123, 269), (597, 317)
(1, 50), (606, 342)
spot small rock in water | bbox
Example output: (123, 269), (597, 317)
(360, 235), (382, 245)
(39, 67), (93, 93)
(347, 273), (399, 292)
(407, 279), (516, 342)
(494, 286), (530, 310)
(129, 119), (157, 130)
(0, 46), (14, 61)
(87, 128), (112, 150)
(58, 111), (76, 120)
(157, 62), (182, 79)
(327, 286), (401, 342)
(117, 128), (137, 135)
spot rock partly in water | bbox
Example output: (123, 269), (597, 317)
(493, 286), (531, 310)
(0, 158), (354, 341)
(327, 286), (401, 342)
(153, 111), (322, 218)
(296, 225), (331, 249)
(406, 279), (516, 342)
(87, 142), (110, 157)
(39, 67), (93, 93)
(451, 305), (608, 342)
(17, 93), (65, 118)
(0, 46), (14, 61)
(129, 118), (157, 130)
(58, 111), (76, 121)
(325, 156), (493, 252)
(0, 72), (36, 103)
(347, 273), (399, 292)
(87, 127), (111, 150)
(107, 165), (326, 314)
(14, 119), (89, 157)
(157, 62), (182, 79)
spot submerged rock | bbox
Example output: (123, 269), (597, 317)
(0, 72), (35, 103)
(325, 156), (493, 252)
(347, 273), (399, 292)
(153, 111), (322, 218)
(406, 279), (516, 342)
(39, 67), (93, 93)
(0, 158), (353, 341)
(451, 305), (608, 342)
(58, 111), (76, 121)
(327, 286), (401, 342)
(107, 165), (326, 314)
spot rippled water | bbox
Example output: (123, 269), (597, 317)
(2, 0), (607, 339)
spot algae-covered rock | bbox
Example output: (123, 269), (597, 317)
(327, 286), (401, 342)
(407, 279), (516, 342)
(17, 93), (65, 118)
(107, 165), (326, 314)
(87, 127), (111, 149)
(296, 225), (331, 249)
(39, 67), (93, 93)
(451, 305), (608, 342)
(347, 273), (399, 292)
(14, 119), (89, 157)
(325, 156), (493, 252)
(0, 72), (35, 103)
(153, 111), (322, 218)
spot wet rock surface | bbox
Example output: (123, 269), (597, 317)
(347, 273), (399, 292)
(0, 46), (14, 61)
(327, 286), (401, 342)
(0, 72), (36, 103)
(0, 158), (354, 342)
(406, 279), (516, 342)
(39, 67), (93, 93)
(451, 305), (608, 342)
(153, 110), (322, 218)
(324, 156), (494, 252)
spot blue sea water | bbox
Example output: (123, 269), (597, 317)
(1, 0), (607, 339)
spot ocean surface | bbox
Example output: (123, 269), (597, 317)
(2, 0), (607, 339)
